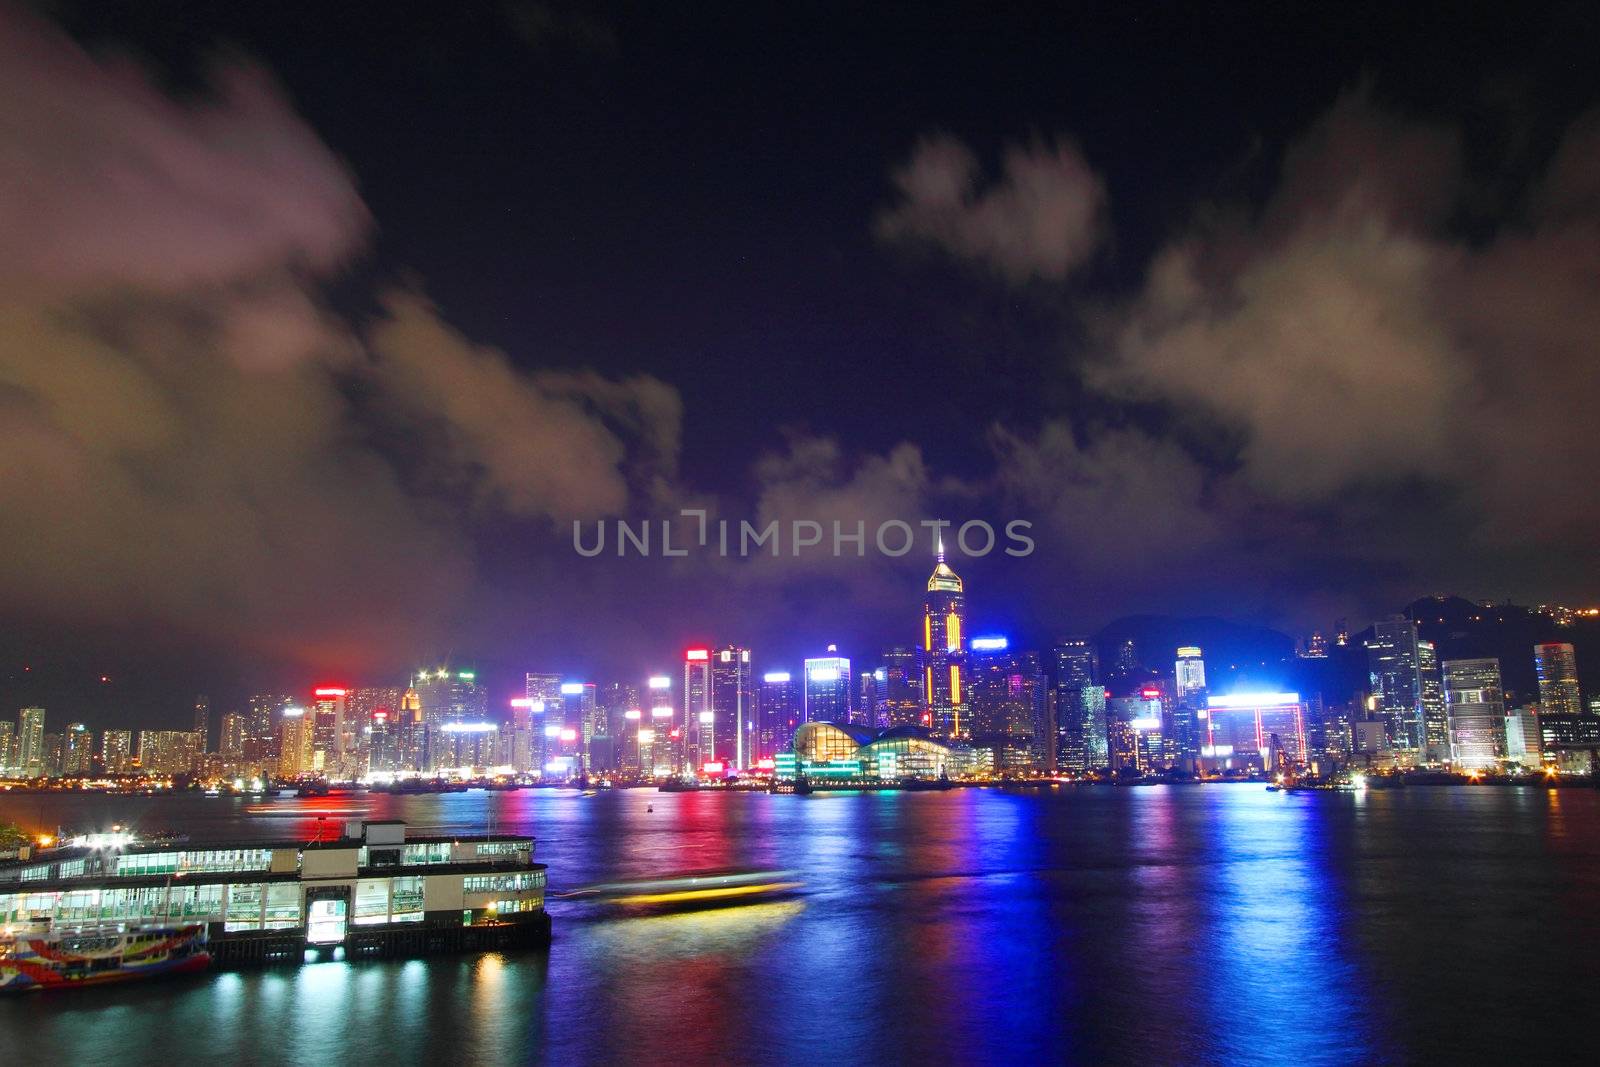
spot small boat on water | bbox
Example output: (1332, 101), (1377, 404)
(1, 923), (210, 993)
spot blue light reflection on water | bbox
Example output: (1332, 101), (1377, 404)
(4, 784), (1600, 1065)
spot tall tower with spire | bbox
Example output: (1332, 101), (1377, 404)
(922, 538), (968, 737)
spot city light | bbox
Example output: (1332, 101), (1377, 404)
(647, 676), (671, 689)
(702, 761), (725, 775)
(543, 725), (563, 737)
(282, 706), (305, 717)
(1129, 717), (1162, 731)
(698, 711), (715, 724)
(970, 636), (1008, 650)
(651, 707), (674, 719)
(624, 709), (642, 720)
(637, 729), (655, 744)
(808, 667), (839, 682)
(763, 671), (792, 683)
(314, 687), (346, 697)
(440, 722), (497, 733)
(509, 698), (537, 708)
(685, 648), (709, 661)
(560, 682), (585, 695)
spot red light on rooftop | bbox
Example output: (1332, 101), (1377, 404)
(685, 648), (709, 661)
(1141, 687), (1161, 699)
(314, 687), (347, 697)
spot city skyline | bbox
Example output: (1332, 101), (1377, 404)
(3, 4), (1600, 730)
(4, 546), (1594, 782)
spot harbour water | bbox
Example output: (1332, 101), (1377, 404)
(3, 784), (1599, 1064)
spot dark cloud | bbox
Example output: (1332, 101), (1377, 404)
(875, 134), (1107, 283)
(877, 90), (1600, 627)
(0, 5), (680, 678)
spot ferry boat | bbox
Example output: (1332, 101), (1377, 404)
(1, 922), (210, 993)
(0, 819), (550, 968)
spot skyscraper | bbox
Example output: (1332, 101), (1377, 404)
(525, 673), (564, 776)
(922, 543), (967, 737)
(1417, 640), (1449, 764)
(137, 730), (201, 776)
(969, 639), (1049, 771)
(62, 723), (93, 776)
(348, 686), (405, 773)
(1175, 647), (1207, 703)
(757, 671), (801, 759)
(0, 721), (13, 773)
(643, 674), (675, 777)
(804, 647), (852, 724)
(683, 649), (712, 772)
(16, 707), (45, 778)
(1367, 617), (1424, 751)
(858, 671), (880, 728)
(310, 687), (348, 775)
(710, 646), (754, 768)
(880, 646), (924, 727)
(1050, 639), (1100, 772)
(1534, 643), (1583, 717)
(413, 669), (488, 770)
(100, 729), (132, 775)
(278, 708), (313, 779)
(1442, 658), (1506, 770)
(245, 693), (283, 768)
(192, 695), (210, 753)
(221, 711), (247, 767)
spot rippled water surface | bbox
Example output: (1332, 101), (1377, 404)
(3, 784), (1598, 1065)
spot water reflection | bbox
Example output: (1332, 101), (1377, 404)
(4, 786), (1600, 1064)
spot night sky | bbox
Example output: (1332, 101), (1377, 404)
(3, 1), (1599, 726)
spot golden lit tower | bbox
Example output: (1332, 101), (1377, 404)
(922, 539), (968, 737)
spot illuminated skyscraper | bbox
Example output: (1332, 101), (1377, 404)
(1367, 617), (1425, 751)
(683, 649), (712, 772)
(757, 671), (801, 759)
(633, 675), (671, 778)
(1417, 640), (1449, 763)
(137, 730), (201, 776)
(1534, 643), (1583, 717)
(969, 639), (1049, 771)
(880, 646), (924, 727)
(220, 712), (247, 767)
(559, 682), (600, 772)
(710, 646), (754, 767)
(922, 543), (967, 737)
(348, 687), (404, 773)
(0, 721), (12, 773)
(858, 671), (880, 727)
(524, 673), (564, 776)
(278, 708), (313, 778)
(192, 696), (210, 753)
(100, 729), (132, 775)
(413, 669), (488, 770)
(1051, 639), (1100, 772)
(62, 723), (93, 776)
(1442, 658), (1506, 770)
(310, 687), (348, 774)
(1175, 647), (1206, 703)
(245, 693), (284, 768)
(16, 707), (45, 778)
(804, 647), (852, 724)
(398, 687), (425, 771)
